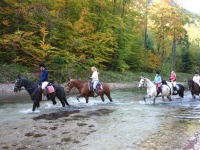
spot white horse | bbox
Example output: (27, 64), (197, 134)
(138, 77), (172, 104)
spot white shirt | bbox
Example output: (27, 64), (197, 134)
(193, 75), (200, 85)
(91, 71), (99, 81)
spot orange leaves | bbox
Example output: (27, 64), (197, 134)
(146, 50), (162, 72)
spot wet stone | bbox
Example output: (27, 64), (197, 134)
(49, 127), (58, 130)
(86, 108), (115, 116)
(34, 134), (46, 138)
(33, 110), (80, 120)
(73, 139), (80, 143)
(2, 146), (9, 149)
(61, 137), (71, 143)
(40, 126), (48, 130)
(77, 123), (87, 126)
(16, 146), (28, 150)
(25, 132), (34, 137)
(62, 132), (70, 134)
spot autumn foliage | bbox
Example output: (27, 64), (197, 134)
(0, 0), (198, 75)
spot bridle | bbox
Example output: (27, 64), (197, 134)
(14, 78), (38, 92)
(66, 81), (74, 92)
(139, 78), (146, 88)
(14, 79), (23, 91)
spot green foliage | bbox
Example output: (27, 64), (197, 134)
(0, 0), (199, 79)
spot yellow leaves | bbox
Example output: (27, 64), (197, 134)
(73, 8), (96, 34)
(146, 50), (162, 71)
(1, 20), (10, 26)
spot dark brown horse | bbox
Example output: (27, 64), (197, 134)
(65, 79), (113, 103)
(188, 79), (200, 99)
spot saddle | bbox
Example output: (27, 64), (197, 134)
(39, 83), (55, 94)
(88, 81), (103, 91)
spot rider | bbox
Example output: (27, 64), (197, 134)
(193, 72), (200, 86)
(38, 63), (49, 99)
(91, 66), (99, 97)
(169, 71), (177, 94)
(153, 71), (162, 95)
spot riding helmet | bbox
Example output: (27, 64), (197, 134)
(39, 63), (45, 68)
(156, 71), (160, 74)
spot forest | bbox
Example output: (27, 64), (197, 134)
(0, 0), (200, 82)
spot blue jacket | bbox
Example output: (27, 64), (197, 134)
(38, 69), (49, 84)
(154, 75), (162, 84)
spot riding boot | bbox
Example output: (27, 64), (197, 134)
(42, 89), (48, 100)
(157, 87), (161, 96)
(94, 89), (98, 97)
(45, 87), (50, 100)
(173, 86), (177, 94)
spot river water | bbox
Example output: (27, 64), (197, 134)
(0, 88), (200, 150)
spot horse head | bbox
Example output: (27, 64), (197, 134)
(138, 77), (146, 88)
(14, 76), (23, 92)
(187, 79), (193, 90)
(65, 80), (74, 93)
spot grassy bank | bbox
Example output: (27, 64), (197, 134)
(0, 64), (192, 83)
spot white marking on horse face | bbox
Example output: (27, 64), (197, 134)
(138, 78), (145, 88)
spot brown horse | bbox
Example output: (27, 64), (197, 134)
(188, 79), (200, 99)
(65, 79), (113, 103)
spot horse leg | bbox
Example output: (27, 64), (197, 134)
(167, 95), (172, 101)
(63, 97), (70, 106)
(153, 97), (156, 104)
(162, 96), (165, 101)
(143, 97), (146, 102)
(51, 98), (57, 105)
(32, 100), (39, 112)
(85, 97), (89, 103)
(76, 95), (81, 102)
(100, 94), (105, 102)
(105, 92), (113, 102)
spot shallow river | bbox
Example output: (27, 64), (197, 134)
(0, 88), (200, 150)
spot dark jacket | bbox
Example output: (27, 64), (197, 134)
(38, 69), (49, 84)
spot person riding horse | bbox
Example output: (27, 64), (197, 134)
(90, 66), (99, 97)
(153, 71), (162, 96)
(169, 71), (177, 94)
(38, 63), (49, 99)
(193, 72), (200, 87)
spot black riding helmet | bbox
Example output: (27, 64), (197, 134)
(39, 63), (45, 68)
(156, 71), (160, 75)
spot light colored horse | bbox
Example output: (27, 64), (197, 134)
(138, 77), (172, 104)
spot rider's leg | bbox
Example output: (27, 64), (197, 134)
(42, 81), (49, 99)
(93, 80), (99, 96)
(172, 82), (177, 93)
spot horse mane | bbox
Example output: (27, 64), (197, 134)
(22, 78), (37, 88)
(144, 77), (155, 86)
(70, 79), (87, 84)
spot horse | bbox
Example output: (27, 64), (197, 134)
(138, 77), (172, 104)
(14, 76), (70, 112)
(188, 79), (200, 99)
(65, 79), (113, 103)
(165, 81), (185, 98)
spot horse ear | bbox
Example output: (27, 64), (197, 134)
(67, 77), (70, 81)
(18, 74), (21, 79)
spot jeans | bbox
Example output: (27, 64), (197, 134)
(93, 80), (99, 90)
